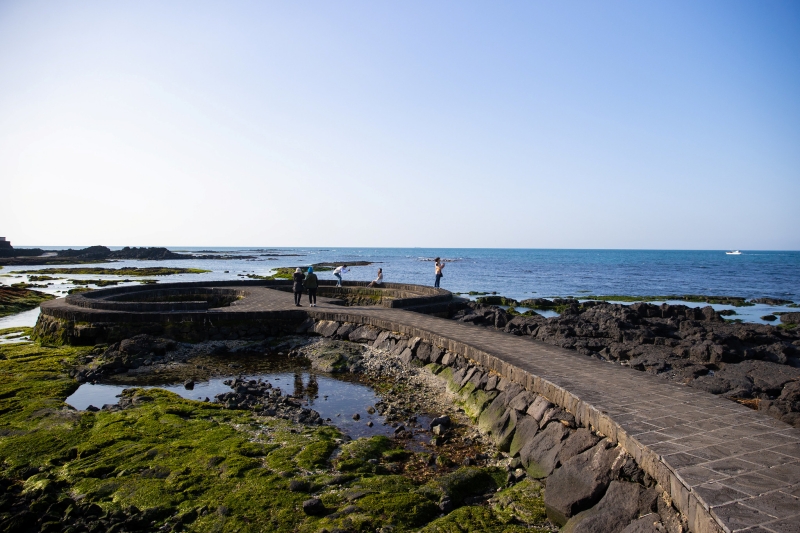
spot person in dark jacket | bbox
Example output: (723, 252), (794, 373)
(292, 267), (305, 306)
(304, 266), (319, 306)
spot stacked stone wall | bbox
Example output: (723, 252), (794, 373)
(302, 317), (693, 532)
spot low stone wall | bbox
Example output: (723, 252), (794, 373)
(302, 317), (690, 532)
(34, 281), (455, 345)
(33, 310), (310, 346)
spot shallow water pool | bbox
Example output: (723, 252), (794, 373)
(67, 371), (428, 440)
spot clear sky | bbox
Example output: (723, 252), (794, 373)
(1, 1), (798, 249)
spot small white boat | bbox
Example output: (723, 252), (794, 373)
(726, 250), (742, 255)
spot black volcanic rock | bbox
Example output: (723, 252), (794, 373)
(451, 299), (800, 427)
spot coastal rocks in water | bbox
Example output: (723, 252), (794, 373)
(780, 312), (800, 325)
(751, 297), (794, 306)
(450, 299), (800, 426)
(214, 377), (323, 425)
(0, 286), (55, 318)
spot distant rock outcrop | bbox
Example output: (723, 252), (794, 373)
(56, 246), (188, 260)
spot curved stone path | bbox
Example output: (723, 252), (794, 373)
(42, 285), (800, 532)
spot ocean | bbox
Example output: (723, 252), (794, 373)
(2, 248), (798, 327)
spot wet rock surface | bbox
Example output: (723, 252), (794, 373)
(451, 299), (800, 427)
(0, 476), (181, 533)
(214, 377), (323, 425)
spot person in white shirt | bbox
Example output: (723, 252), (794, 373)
(368, 268), (383, 287)
(333, 265), (349, 287)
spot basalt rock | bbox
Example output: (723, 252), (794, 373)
(519, 421), (571, 478)
(73, 334), (179, 381)
(544, 440), (624, 525)
(451, 299), (800, 425)
(562, 480), (659, 533)
(781, 312), (800, 325)
(215, 377), (322, 425)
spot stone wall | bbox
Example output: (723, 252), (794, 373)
(33, 310), (310, 346)
(302, 317), (691, 532)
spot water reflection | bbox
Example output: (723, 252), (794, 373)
(66, 370), (411, 439)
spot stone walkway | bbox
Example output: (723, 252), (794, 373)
(43, 285), (800, 532)
(225, 288), (800, 532)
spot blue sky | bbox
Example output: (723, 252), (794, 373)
(1, 1), (798, 249)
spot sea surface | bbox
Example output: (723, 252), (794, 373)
(3, 248), (799, 325)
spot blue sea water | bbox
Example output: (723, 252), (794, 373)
(4, 248), (799, 325)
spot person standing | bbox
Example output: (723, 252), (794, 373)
(292, 267), (305, 306)
(333, 265), (349, 287)
(304, 266), (319, 306)
(434, 257), (445, 288)
(368, 268), (383, 287)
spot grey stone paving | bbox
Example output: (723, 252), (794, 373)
(46, 286), (800, 532)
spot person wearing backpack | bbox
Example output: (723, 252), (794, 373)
(304, 266), (319, 307)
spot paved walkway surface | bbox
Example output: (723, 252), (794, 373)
(48, 286), (800, 531)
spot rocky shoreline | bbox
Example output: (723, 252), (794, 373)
(450, 298), (800, 428)
(30, 333), (565, 532)
(297, 319), (689, 532)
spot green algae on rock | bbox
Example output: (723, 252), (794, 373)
(0, 286), (55, 318)
(0, 336), (556, 533)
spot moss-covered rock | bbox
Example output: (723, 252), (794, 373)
(0, 286), (54, 317)
(425, 466), (505, 505)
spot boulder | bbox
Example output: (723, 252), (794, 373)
(313, 321), (340, 338)
(348, 325), (380, 342)
(390, 339), (408, 356)
(562, 481), (659, 533)
(335, 323), (356, 338)
(399, 348), (414, 365)
(460, 367), (479, 388)
(407, 337), (422, 352)
(508, 414), (540, 457)
(620, 515), (663, 533)
(302, 498), (325, 515)
(502, 383), (524, 404)
(492, 408), (518, 451)
(416, 342), (432, 363)
(295, 317), (316, 333)
(508, 391), (537, 412)
(527, 396), (553, 422)
(441, 351), (456, 366)
(477, 393), (508, 433)
(429, 346), (445, 364)
(462, 389), (498, 420)
(781, 312), (800, 325)
(540, 406), (576, 429)
(519, 422), (571, 478)
(556, 428), (602, 467)
(467, 370), (485, 389)
(544, 441), (624, 525)
(372, 330), (393, 350)
(477, 393), (517, 450)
